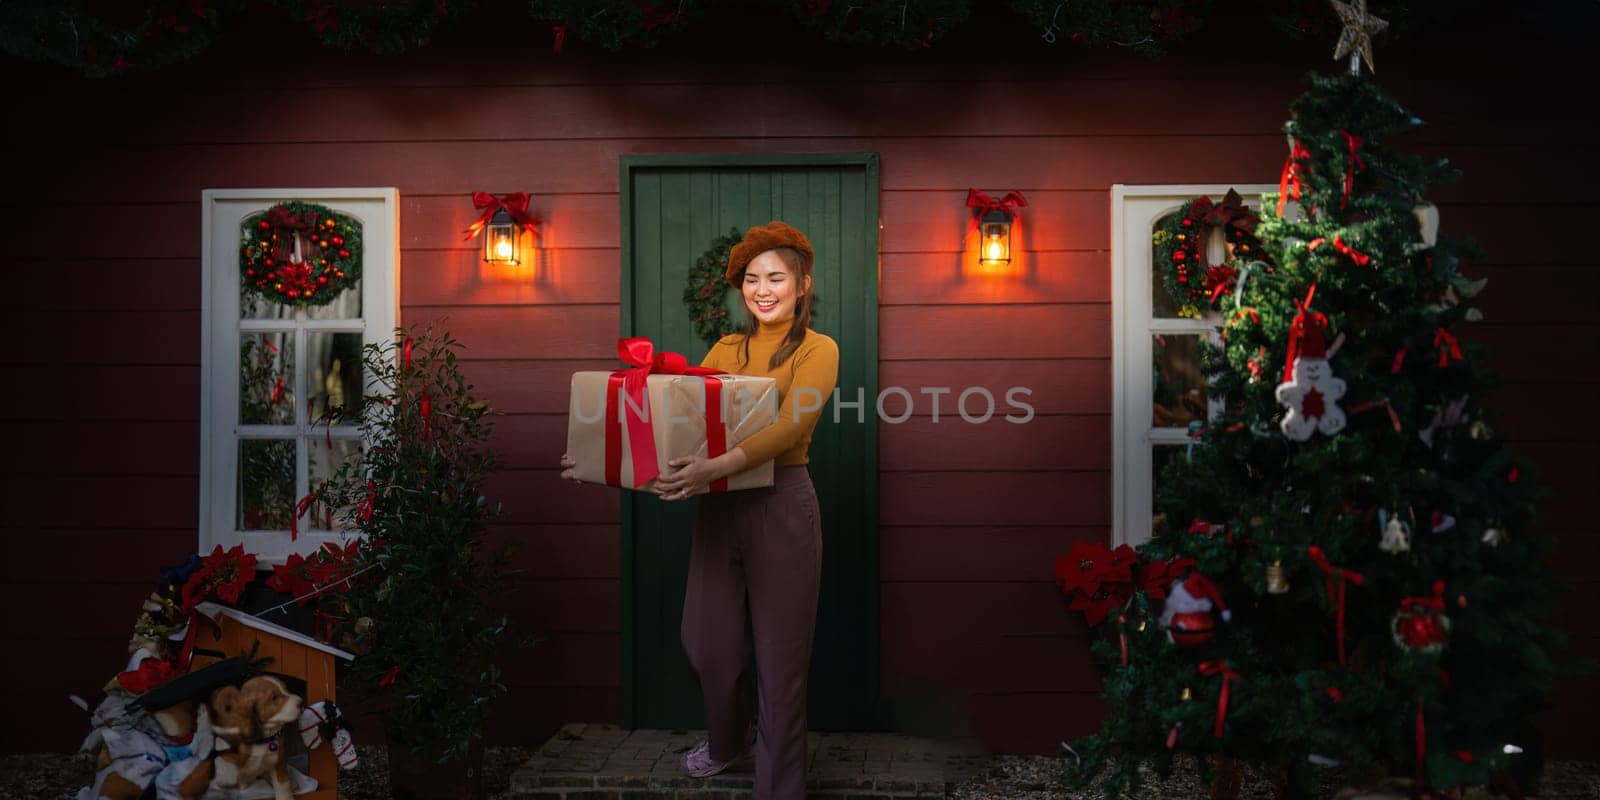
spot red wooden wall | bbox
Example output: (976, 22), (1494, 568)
(5, 5), (1594, 757)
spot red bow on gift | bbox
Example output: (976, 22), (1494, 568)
(605, 337), (730, 490)
(462, 191), (541, 241)
(965, 188), (1028, 230)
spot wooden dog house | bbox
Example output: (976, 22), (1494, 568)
(190, 601), (355, 800)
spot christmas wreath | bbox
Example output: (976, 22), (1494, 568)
(0, 0), (229, 78)
(684, 227), (746, 348)
(1152, 189), (1271, 318)
(529, 0), (702, 52)
(240, 202), (363, 307)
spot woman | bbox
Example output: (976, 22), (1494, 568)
(560, 220), (839, 800)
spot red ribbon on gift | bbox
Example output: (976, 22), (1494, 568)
(1278, 138), (1311, 217)
(1308, 545), (1365, 666)
(603, 337), (732, 491)
(965, 188), (1028, 231)
(462, 191), (541, 241)
(1197, 660), (1243, 737)
(1340, 130), (1366, 209)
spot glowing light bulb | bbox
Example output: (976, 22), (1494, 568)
(985, 238), (1004, 261)
(494, 238), (514, 260)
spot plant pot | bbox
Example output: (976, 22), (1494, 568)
(385, 726), (486, 800)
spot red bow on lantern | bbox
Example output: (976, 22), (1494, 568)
(605, 337), (730, 490)
(964, 188), (1028, 230)
(1196, 660), (1243, 737)
(1307, 545), (1366, 666)
(462, 192), (541, 241)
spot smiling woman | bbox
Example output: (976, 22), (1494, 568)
(654, 220), (837, 799)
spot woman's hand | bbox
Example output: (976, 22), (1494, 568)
(654, 454), (718, 501)
(559, 453), (583, 485)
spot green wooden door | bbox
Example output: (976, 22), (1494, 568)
(619, 154), (880, 732)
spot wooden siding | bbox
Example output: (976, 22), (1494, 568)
(4, 6), (1595, 757)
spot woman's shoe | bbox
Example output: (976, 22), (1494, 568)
(679, 722), (757, 778)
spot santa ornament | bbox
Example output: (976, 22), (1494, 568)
(1275, 285), (1347, 441)
(1161, 572), (1232, 648)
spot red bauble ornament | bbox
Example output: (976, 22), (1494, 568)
(337, 249), (351, 258)
(1173, 250), (1187, 262)
(317, 275), (328, 285)
(258, 221), (271, 230)
(331, 235), (344, 246)
(1169, 611), (1215, 647)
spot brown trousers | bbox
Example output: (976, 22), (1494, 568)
(681, 464), (823, 800)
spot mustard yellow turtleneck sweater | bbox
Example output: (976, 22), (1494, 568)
(700, 318), (840, 467)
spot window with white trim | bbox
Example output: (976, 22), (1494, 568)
(200, 189), (399, 565)
(1111, 185), (1276, 547)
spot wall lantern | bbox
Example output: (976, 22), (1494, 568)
(965, 188), (1028, 270)
(464, 191), (541, 268)
(485, 208), (520, 265)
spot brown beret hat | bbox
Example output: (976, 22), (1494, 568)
(725, 220), (814, 288)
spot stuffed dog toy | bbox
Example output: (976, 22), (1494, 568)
(185, 675), (304, 800)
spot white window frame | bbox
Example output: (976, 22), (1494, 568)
(1111, 184), (1277, 547)
(199, 188), (400, 565)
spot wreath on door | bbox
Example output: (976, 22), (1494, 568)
(683, 228), (746, 348)
(240, 202), (363, 306)
(1152, 189), (1270, 318)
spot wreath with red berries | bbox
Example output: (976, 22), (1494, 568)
(1153, 189), (1271, 318)
(683, 228), (745, 348)
(241, 202), (363, 306)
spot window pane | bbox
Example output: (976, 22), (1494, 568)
(305, 282), (363, 320)
(307, 437), (362, 531)
(1152, 333), (1208, 428)
(307, 332), (364, 423)
(238, 439), (295, 530)
(1152, 444), (1183, 515)
(240, 332), (295, 426)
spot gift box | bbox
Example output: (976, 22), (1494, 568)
(566, 337), (776, 494)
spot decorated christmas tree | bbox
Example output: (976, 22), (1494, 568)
(1061, 10), (1584, 798)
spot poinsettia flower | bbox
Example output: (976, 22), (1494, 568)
(1054, 540), (1113, 597)
(266, 553), (316, 600)
(1139, 556), (1197, 599)
(181, 544), (258, 611)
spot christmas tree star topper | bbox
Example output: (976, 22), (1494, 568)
(1329, 0), (1388, 74)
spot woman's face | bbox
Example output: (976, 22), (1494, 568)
(742, 249), (808, 324)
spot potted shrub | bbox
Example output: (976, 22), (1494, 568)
(309, 321), (517, 800)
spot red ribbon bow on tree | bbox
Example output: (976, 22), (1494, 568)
(462, 191), (541, 241)
(964, 188), (1028, 231)
(1340, 130), (1366, 209)
(1433, 328), (1463, 367)
(1278, 138), (1311, 217)
(1196, 660), (1243, 737)
(1307, 545), (1366, 666)
(1282, 283), (1328, 382)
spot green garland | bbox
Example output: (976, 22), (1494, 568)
(1005, 0), (1208, 55)
(528, 0), (705, 52)
(683, 228), (745, 348)
(786, 0), (973, 48)
(0, 0), (232, 78)
(1151, 191), (1271, 318)
(241, 201), (363, 307)
(281, 0), (474, 54)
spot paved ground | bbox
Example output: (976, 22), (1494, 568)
(507, 723), (991, 799)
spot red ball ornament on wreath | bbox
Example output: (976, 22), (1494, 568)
(1160, 572), (1231, 648)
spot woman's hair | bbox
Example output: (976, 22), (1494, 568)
(735, 245), (815, 372)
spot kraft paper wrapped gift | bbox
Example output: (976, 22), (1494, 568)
(566, 338), (777, 494)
